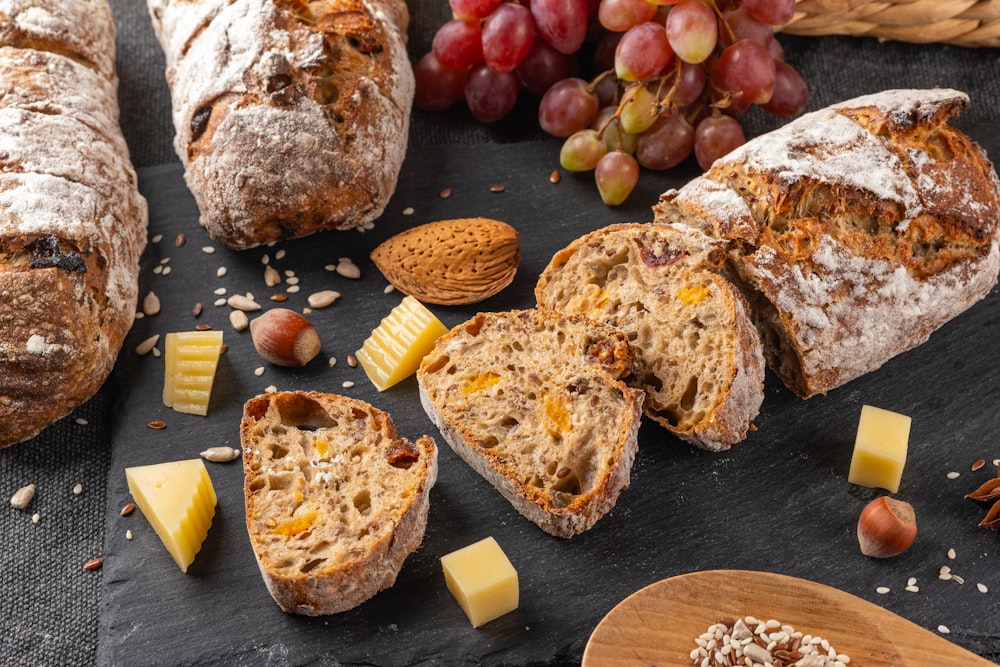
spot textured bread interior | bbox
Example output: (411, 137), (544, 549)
(537, 226), (746, 436)
(243, 392), (430, 577)
(419, 310), (638, 511)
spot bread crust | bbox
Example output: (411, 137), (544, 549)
(535, 222), (765, 451)
(417, 309), (645, 538)
(241, 391), (437, 615)
(0, 3), (147, 447)
(147, 0), (414, 249)
(655, 88), (1000, 398)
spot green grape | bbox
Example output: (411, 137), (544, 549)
(560, 129), (609, 171)
(595, 151), (640, 206)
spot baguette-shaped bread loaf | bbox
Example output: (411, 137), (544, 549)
(146, 0), (414, 249)
(535, 223), (764, 451)
(241, 391), (437, 615)
(416, 309), (645, 538)
(654, 89), (1000, 398)
(0, 0), (147, 447)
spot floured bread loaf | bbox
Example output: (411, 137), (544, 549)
(0, 0), (147, 447)
(654, 88), (1000, 398)
(416, 309), (645, 538)
(241, 391), (437, 615)
(535, 223), (765, 451)
(146, 0), (414, 249)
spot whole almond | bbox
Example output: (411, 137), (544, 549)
(370, 218), (520, 305)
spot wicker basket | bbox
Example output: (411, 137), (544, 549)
(783, 0), (1000, 47)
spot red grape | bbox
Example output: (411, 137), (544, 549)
(595, 151), (640, 205)
(666, 0), (718, 64)
(531, 0), (589, 55)
(761, 60), (808, 116)
(465, 62), (520, 122)
(694, 112), (745, 170)
(719, 5), (774, 47)
(432, 19), (483, 71)
(598, 0), (658, 33)
(482, 2), (536, 73)
(743, 0), (795, 26)
(615, 22), (674, 82)
(718, 38), (775, 104)
(665, 60), (707, 106)
(516, 39), (570, 96)
(593, 30), (623, 72)
(450, 0), (503, 21)
(538, 77), (600, 137)
(636, 108), (695, 170)
(413, 53), (468, 111)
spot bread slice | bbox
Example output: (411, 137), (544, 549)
(535, 223), (764, 451)
(240, 390), (437, 615)
(654, 88), (1000, 397)
(416, 309), (644, 538)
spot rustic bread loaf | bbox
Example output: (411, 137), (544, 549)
(241, 391), (437, 615)
(654, 88), (1000, 398)
(416, 309), (645, 538)
(535, 223), (765, 451)
(146, 0), (414, 249)
(0, 0), (147, 447)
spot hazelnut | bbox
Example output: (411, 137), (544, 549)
(857, 496), (917, 558)
(249, 308), (321, 366)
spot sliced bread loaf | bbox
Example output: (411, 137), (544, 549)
(241, 390), (437, 615)
(535, 223), (764, 451)
(416, 309), (644, 538)
(654, 88), (1000, 397)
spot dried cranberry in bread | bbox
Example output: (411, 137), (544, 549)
(241, 391), (437, 615)
(416, 309), (645, 538)
(146, 0), (414, 249)
(535, 223), (764, 451)
(0, 0), (147, 447)
(654, 88), (1000, 398)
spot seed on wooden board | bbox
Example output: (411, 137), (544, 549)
(402, 206), (414, 216)
(83, 557), (103, 571)
(31, 513), (40, 524)
(120, 502), (136, 516)
(195, 324), (213, 331)
(135, 335), (160, 356)
(202, 246), (216, 254)
(439, 187), (452, 198)
(972, 459), (985, 471)
(73, 483), (83, 496)
(489, 184), (505, 193)
(264, 265), (281, 287)
(307, 290), (340, 309)
(217, 267), (227, 278)
(549, 170), (561, 183)
(175, 233), (186, 247)
(10, 483), (36, 510)
(270, 294), (288, 302)
(147, 420), (166, 430)
(347, 355), (357, 368)
(335, 260), (361, 279)
(947, 471), (961, 479)
(126, 530), (133, 541)
(143, 291), (160, 316)
(192, 302), (203, 317)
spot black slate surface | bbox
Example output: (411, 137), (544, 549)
(96, 133), (1000, 665)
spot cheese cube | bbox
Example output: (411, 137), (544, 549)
(441, 537), (519, 627)
(848, 405), (911, 493)
(125, 459), (217, 573)
(163, 330), (224, 415)
(356, 296), (448, 391)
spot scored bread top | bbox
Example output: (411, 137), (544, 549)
(655, 88), (1000, 397)
(241, 391), (437, 616)
(147, 0), (414, 249)
(535, 223), (764, 451)
(417, 309), (645, 538)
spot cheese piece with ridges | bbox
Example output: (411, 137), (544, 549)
(441, 537), (519, 627)
(848, 405), (911, 493)
(356, 295), (448, 391)
(125, 459), (217, 573)
(163, 330), (224, 415)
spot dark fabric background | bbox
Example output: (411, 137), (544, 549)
(1, 1), (997, 665)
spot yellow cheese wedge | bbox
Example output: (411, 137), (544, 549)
(441, 536), (519, 627)
(356, 295), (448, 391)
(125, 459), (217, 573)
(163, 330), (224, 415)
(848, 405), (911, 493)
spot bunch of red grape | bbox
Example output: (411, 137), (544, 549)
(415, 0), (808, 205)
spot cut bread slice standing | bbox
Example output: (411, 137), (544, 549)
(241, 391), (437, 615)
(535, 223), (764, 451)
(416, 309), (645, 538)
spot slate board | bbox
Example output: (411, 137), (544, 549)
(98, 135), (1000, 666)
